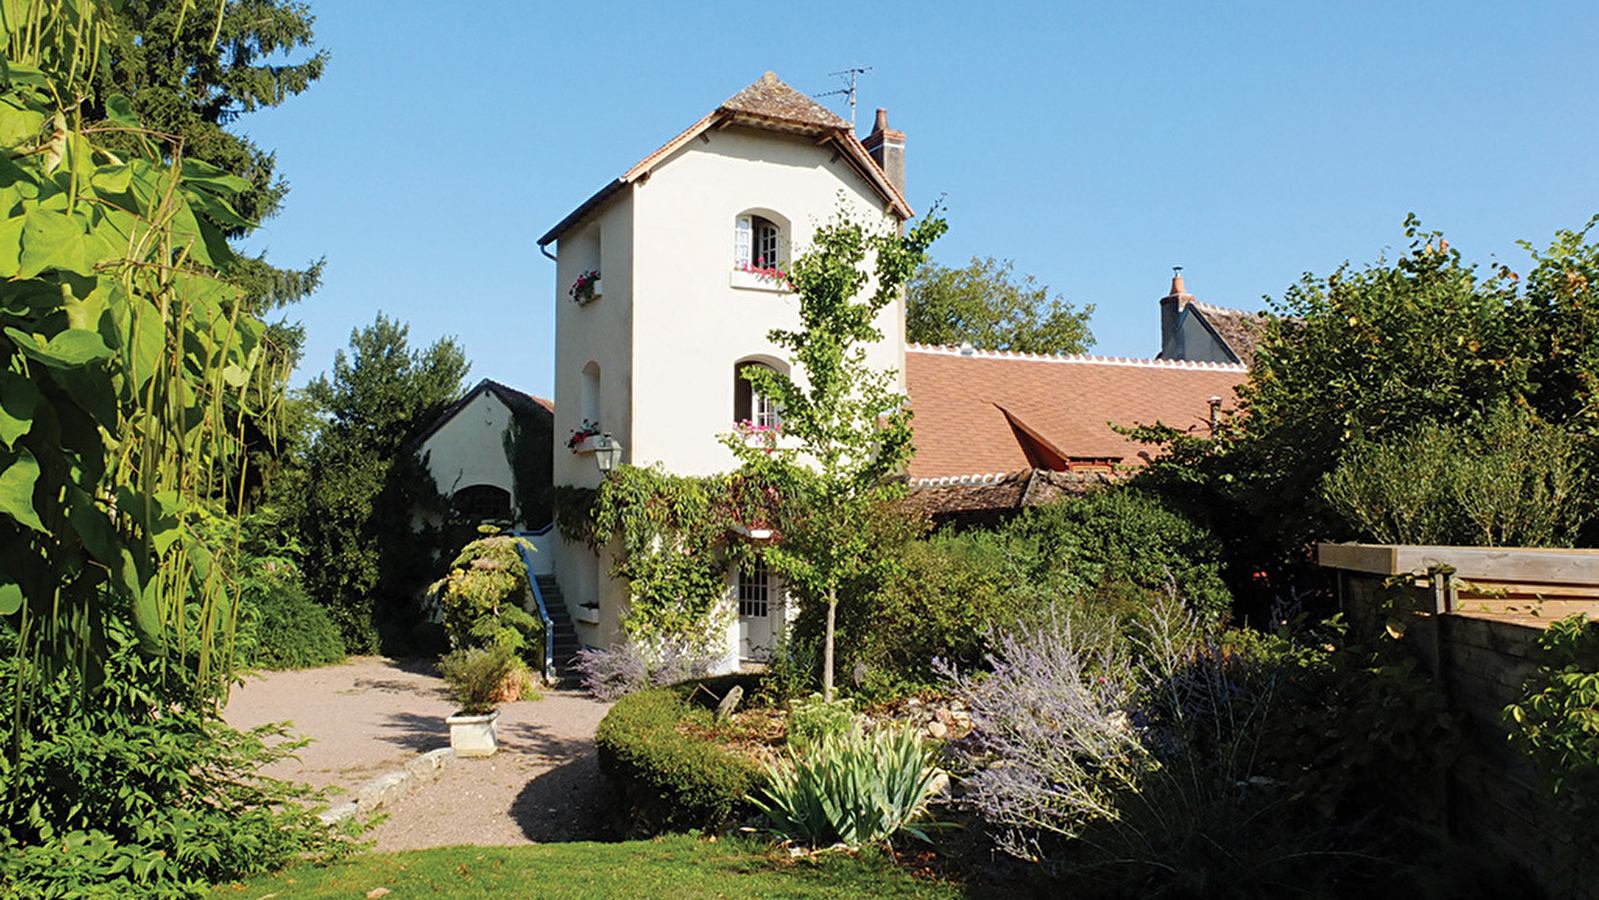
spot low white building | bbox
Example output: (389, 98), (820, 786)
(537, 72), (913, 665)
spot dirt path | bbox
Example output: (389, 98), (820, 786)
(224, 657), (613, 851)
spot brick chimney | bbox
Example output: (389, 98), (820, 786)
(862, 108), (905, 197)
(1159, 268), (1194, 359)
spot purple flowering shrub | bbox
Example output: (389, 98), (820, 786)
(575, 642), (719, 702)
(937, 610), (1146, 862)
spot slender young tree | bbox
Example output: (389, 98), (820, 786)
(725, 207), (945, 700)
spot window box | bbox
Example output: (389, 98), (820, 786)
(574, 601), (601, 625)
(730, 522), (779, 544)
(573, 277), (602, 305)
(730, 269), (791, 293)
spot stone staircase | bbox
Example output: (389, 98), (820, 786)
(534, 574), (581, 683)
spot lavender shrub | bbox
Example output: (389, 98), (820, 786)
(938, 610), (1146, 862)
(575, 642), (720, 701)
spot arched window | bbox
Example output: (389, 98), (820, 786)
(453, 484), (511, 522)
(734, 360), (782, 428)
(734, 211), (788, 270)
(580, 361), (601, 426)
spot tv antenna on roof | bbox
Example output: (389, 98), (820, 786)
(817, 66), (872, 127)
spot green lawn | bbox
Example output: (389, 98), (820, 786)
(206, 835), (971, 900)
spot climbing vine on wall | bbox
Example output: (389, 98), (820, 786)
(549, 465), (793, 640)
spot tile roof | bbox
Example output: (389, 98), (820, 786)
(720, 71), (851, 130)
(538, 72), (910, 246)
(1189, 300), (1267, 368)
(900, 468), (1116, 527)
(904, 344), (1246, 481)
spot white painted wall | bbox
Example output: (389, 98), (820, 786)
(417, 391), (517, 515)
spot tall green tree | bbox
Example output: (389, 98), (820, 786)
(906, 256), (1094, 354)
(298, 314), (469, 652)
(86, 0), (327, 312)
(726, 207), (946, 700)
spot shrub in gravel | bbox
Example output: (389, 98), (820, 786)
(595, 685), (765, 836)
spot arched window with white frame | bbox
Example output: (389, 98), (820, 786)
(734, 210), (788, 271)
(733, 358), (784, 429)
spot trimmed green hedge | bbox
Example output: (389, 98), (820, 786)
(595, 675), (765, 836)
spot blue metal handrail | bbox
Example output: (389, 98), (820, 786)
(505, 525), (555, 684)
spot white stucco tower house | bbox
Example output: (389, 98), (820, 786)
(537, 72), (912, 665)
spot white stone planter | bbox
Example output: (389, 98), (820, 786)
(446, 709), (499, 757)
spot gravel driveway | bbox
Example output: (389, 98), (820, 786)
(223, 657), (613, 851)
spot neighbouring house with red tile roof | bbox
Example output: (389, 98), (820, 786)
(903, 342), (1248, 525)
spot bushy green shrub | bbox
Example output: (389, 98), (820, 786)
(1005, 487), (1233, 625)
(754, 725), (941, 849)
(786, 694), (857, 753)
(594, 683), (765, 836)
(1324, 402), (1591, 547)
(428, 532), (541, 654)
(439, 646), (530, 715)
(836, 528), (1033, 697)
(0, 622), (361, 899)
(239, 560), (345, 670)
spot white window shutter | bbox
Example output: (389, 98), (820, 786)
(735, 216), (751, 267)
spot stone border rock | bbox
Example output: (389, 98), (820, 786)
(317, 746), (456, 825)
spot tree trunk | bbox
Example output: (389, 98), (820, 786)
(823, 581), (837, 702)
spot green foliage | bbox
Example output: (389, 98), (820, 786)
(594, 685), (766, 836)
(223, 508), (343, 671)
(754, 725), (941, 849)
(724, 205), (946, 700)
(1006, 488), (1234, 625)
(785, 694), (857, 753)
(834, 525), (1026, 697)
(907, 255), (1095, 354)
(238, 567), (343, 671)
(503, 405), (554, 529)
(0, 620), (362, 899)
(0, 0), (283, 723)
(429, 532), (539, 655)
(1133, 217), (1599, 618)
(1505, 613), (1599, 859)
(590, 465), (730, 641)
(1056, 619), (1466, 899)
(297, 313), (469, 652)
(87, 0), (327, 311)
(1324, 402), (1591, 546)
(439, 645), (528, 716)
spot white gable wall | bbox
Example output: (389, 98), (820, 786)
(417, 391), (517, 507)
(629, 126), (904, 477)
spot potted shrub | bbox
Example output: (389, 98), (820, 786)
(440, 646), (528, 756)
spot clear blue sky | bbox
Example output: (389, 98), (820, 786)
(236, 1), (1599, 399)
